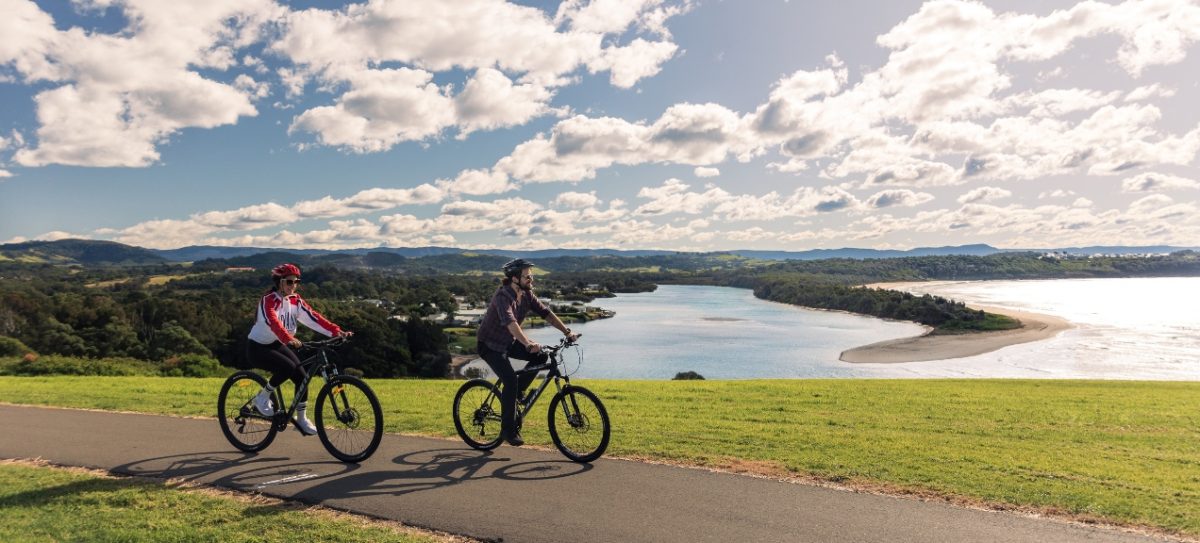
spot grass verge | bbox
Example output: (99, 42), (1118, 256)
(0, 460), (466, 543)
(1, 376), (1198, 537)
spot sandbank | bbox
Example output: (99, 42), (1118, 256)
(839, 282), (1072, 364)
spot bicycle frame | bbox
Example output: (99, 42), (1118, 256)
(246, 339), (346, 430)
(488, 339), (576, 421)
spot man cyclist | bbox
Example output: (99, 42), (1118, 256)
(476, 258), (579, 446)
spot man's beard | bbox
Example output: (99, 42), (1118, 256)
(519, 282), (533, 292)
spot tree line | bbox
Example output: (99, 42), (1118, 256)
(3, 250), (1197, 376)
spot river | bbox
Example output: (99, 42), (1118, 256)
(464, 278), (1200, 380)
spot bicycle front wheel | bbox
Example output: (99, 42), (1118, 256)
(452, 379), (503, 450)
(217, 371), (278, 453)
(315, 376), (384, 463)
(547, 385), (610, 463)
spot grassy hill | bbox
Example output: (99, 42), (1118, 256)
(0, 239), (166, 266)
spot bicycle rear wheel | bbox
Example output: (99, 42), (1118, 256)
(452, 379), (503, 450)
(315, 375), (384, 463)
(547, 385), (610, 463)
(217, 371), (278, 453)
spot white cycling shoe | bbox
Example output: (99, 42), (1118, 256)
(253, 389), (275, 417)
(295, 403), (318, 436)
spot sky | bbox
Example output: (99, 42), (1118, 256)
(1, 0), (1199, 252)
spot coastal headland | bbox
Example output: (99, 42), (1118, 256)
(840, 282), (1072, 364)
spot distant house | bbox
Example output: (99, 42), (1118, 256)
(457, 308), (487, 326)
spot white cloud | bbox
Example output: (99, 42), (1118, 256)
(1121, 172), (1200, 192)
(723, 226), (774, 242)
(589, 38), (678, 88)
(6, 0), (280, 167)
(454, 68), (559, 137)
(437, 169), (514, 196)
(1038, 189), (1075, 199)
(194, 203), (292, 230)
(635, 178), (727, 215)
(289, 68), (456, 153)
(30, 230), (86, 242)
(552, 191), (600, 209)
(957, 186), (1012, 204)
(0, 169), (12, 179)
(496, 103), (747, 183)
(275, 0), (688, 151)
(694, 166), (719, 178)
(1124, 84), (1176, 102)
(234, 74), (270, 100)
(866, 189), (934, 208)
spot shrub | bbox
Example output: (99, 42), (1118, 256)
(343, 367), (364, 378)
(0, 336), (34, 357)
(0, 355), (159, 376)
(672, 371), (705, 380)
(160, 354), (230, 378)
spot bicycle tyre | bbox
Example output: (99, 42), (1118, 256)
(452, 379), (503, 450)
(217, 371), (279, 453)
(547, 385), (610, 463)
(315, 375), (384, 463)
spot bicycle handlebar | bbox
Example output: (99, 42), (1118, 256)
(298, 335), (350, 350)
(541, 333), (581, 355)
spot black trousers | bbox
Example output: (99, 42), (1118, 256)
(477, 340), (548, 436)
(246, 340), (309, 403)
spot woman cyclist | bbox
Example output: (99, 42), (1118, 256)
(246, 263), (352, 435)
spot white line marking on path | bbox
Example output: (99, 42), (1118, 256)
(253, 472), (320, 489)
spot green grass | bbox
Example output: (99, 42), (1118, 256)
(2, 377), (1199, 536)
(0, 462), (451, 543)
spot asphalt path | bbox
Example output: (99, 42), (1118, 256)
(0, 404), (1178, 543)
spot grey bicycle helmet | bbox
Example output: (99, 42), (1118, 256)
(502, 258), (535, 277)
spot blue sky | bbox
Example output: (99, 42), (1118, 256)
(1, 0), (1198, 251)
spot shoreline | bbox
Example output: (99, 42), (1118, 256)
(839, 282), (1073, 364)
(449, 354), (478, 378)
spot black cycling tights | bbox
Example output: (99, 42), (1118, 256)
(477, 340), (548, 437)
(246, 340), (309, 403)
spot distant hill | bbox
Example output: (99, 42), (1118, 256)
(0, 239), (166, 266)
(731, 244), (1004, 260)
(1023, 245), (1196, 255)
(3, 239), (1196, 268)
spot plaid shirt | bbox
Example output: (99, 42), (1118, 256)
(476, 284), (551, 352)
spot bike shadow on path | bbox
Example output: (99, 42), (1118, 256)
(107, 446), (591, 505)
(293, 447), (593, 502)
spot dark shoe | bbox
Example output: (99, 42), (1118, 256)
(504, 431), (524, 447)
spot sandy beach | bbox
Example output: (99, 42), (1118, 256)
(839, 282), (1073, 364)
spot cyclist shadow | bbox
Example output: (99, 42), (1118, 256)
(112, 450), (366, 492)
(292, 447), (592, 501)
(111, 450), (285, 483)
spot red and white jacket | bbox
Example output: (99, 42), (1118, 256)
(249, 291), (342, 345)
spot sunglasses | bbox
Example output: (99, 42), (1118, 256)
(284, 279), (301, 285)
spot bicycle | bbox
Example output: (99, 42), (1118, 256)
(218, 336), (384, 463)
(452, 335), (610, 463)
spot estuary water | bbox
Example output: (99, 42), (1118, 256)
(467, 278), (1200, 380)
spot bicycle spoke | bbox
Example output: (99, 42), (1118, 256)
(218, 372), (278, 452)
(316, 377), (383, 463)
(548, 386), (610, 463)
(453, 380), (503, 450)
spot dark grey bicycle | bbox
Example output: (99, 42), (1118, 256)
(218, 336), (383, 463)
(452, 335), (610, 463)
